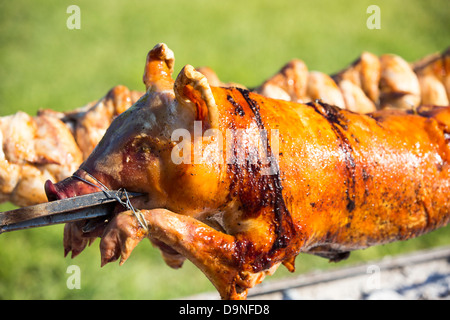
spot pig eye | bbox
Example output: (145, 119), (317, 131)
(129, 137), (161, 161)
(126, 135), (164, 163)
(134, 143), (153, 160)
(139, 145), (151, 153)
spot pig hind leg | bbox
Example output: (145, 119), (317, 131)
(99, 209), (276, 299)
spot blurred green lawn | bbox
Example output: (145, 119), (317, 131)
(0, 0), (449, 299)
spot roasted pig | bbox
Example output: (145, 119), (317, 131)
(43, 43), (450, 299)
(1, 47), (448, 207)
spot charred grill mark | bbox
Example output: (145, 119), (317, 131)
(226, 122), (239, 202)
(234, 88), (296, 254)
(227, 94), (245, 117)
(272, 170), (292, 250)
(236, 88), (265, 130)
(306, 101), (357, 214)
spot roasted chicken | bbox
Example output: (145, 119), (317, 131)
(0, 111), (82, 206)
(255, 47), (450, 111)
(0, 86), (143, 206)
(41, 43), (450, 299)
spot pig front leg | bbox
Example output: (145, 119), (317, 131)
(100, 209), (279, 300)
(63, 221), (94, 258)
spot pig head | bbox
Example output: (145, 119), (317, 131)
(45, 43), (290, 299)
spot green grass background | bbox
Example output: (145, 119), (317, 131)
(0, 0), (449, 299)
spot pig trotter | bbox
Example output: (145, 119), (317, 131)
(63, 221), (93, 258)
(100, 211), (148, 267)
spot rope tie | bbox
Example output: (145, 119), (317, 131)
(72, 172), (148, 232)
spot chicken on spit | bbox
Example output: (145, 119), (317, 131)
(254, 48), (450, 111)
(0, 86), (143, 206)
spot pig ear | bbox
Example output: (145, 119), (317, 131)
(174, 64), (219, 130)
(143, 43), (175, 92)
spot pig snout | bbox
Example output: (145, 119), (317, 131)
(44, 180), (62, 201)
(45, 170), (117, 257)
(44, 170), (103, 201)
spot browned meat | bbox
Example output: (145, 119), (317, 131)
(0, 86), (143, 206)
(0, 111), (82, 206)
(413, 48), (450, 106)
(256, 47), (450, 112)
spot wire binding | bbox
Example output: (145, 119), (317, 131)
(72, 172), (149, 232)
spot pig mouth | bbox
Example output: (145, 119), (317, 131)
(45, 172), (182, 263)
(45, 178), (114, 234)
(45, 179), (77, 202)
(44, 175), (141, 217)
(44, 167), (110, 201)
(44, 172), (140, 231)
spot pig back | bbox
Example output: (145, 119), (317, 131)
(214, 87), (450, 259)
